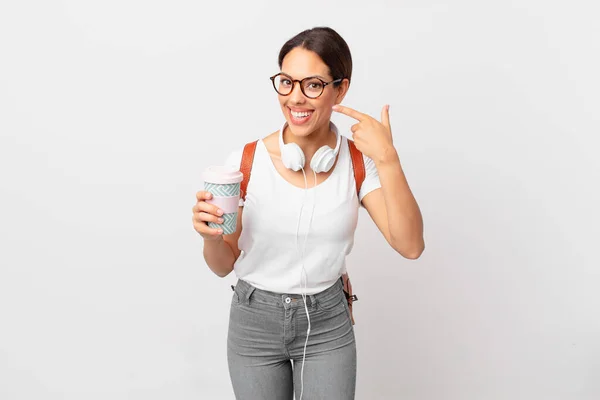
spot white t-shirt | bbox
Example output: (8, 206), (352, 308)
(223, 127), (381, 295)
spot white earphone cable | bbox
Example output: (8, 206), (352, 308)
(297, 167), (317, 400)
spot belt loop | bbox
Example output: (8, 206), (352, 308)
(309, 294), (317, 308)
(241, 285), (255, 305)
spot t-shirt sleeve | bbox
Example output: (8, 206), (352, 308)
(358, 153), (382, 206)
(223, 148), (245, 207)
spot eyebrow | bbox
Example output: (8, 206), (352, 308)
(281, 72), (329, 80)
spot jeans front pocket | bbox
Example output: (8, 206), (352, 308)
(317, 290), (346, 315)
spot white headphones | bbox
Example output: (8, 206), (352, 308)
(278, 121), (342, 172)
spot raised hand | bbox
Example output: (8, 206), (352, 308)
(332, 104), (395, 162)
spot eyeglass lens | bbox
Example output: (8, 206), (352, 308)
(272, 75), (325, 98)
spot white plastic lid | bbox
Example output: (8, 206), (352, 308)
(202, 165), (244, 184)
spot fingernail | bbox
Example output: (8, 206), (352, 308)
(218, 218), (224, 223)
(217, 209), (224, 215)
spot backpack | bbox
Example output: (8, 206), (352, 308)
(238, 138), (365, 325)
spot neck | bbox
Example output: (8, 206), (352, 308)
(283, 122), (336, 169)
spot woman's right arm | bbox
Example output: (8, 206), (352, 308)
(202, 207), (243, 277)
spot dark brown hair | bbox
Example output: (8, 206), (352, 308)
(278, 27), (352, 87)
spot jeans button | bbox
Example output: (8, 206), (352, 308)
(285, 297), (291, 304)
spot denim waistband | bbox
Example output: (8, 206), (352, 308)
(232, 277), (344, 308)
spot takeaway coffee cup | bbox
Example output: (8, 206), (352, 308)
(202, 166), (244, 235)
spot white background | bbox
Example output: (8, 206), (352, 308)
(1, 1), (599, 399)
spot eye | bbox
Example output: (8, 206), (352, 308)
(281, 79), (292, 86)
(304, 79), (324, 92)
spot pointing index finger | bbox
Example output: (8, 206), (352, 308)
(332, 104), (367, 121)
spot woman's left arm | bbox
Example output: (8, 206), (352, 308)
(333, 104), (425, 259)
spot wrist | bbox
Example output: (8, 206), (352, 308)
(374, 146), (399, 167)
(203, 233), (224, 244)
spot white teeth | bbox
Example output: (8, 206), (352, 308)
(291, 111), (312, 118)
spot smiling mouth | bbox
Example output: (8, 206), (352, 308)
(288, 107), (314, 125)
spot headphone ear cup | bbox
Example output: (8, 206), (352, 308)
(310, 146), (336, 173)
(281, 143), (305, 171)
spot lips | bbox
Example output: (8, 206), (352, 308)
(288, 107), (314, 125)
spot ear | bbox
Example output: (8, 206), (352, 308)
(334, 78), (350, 104)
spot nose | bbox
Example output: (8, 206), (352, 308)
(288, 81), (307, 104)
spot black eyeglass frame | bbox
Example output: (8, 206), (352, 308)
(269, 72), (344, 99)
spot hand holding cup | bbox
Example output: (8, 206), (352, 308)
(192, 191), (226, 241)
(193, 165), (243, 240)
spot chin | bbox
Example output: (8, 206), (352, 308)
(286, 122), (314, 137)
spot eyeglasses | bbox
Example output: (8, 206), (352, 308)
(269, 73), (343, 99)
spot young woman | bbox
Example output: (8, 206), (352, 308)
(193, 26), (424, 400)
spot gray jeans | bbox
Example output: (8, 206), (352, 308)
(227, 277), (357, 400)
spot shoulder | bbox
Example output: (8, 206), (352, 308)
(224, 131), (275, 169)
(344, 138), (371, 168)
(345, 137), (375, 168)
(362, 152), (377, 171)
(261, 130), (280, 156)
(344, 138), (381, 202)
